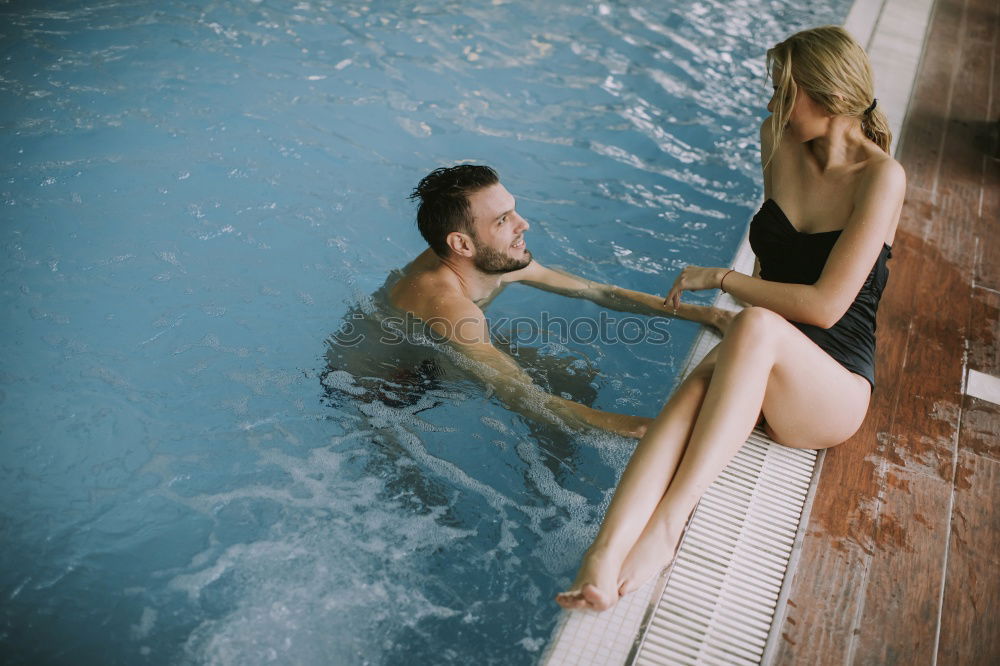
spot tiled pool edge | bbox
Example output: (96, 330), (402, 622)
(541, 1), (936, 663)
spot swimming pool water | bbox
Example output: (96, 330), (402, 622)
(0, 1), (850, 663)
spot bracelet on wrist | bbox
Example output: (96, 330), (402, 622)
(720, 269), (736, 293)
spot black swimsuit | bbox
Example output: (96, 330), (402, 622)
(747, 198), (891, 389)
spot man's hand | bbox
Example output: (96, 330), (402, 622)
(459, 343), (654, 438)
(566, 404), (652, 438)
(601, 413), (652, 439)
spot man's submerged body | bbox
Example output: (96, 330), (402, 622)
(390, 166), (732, 437)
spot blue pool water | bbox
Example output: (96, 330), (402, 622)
(0, 1), (849, 663)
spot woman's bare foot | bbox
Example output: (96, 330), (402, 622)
(616, 521), (683, 596)
(555, 545), (624, 611)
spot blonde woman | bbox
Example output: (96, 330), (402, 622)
(557, 26), (905, 611)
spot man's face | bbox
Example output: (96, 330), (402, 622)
(466, 183), (532, 274)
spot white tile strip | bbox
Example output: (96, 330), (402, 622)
(845, 0), (936, 156)
(630, 433), (816, 666)
(865, 0), (936, 152)
(966, 369), (1000, 406)
(844, 0), (886, 51)
(541, 573), (666, 665)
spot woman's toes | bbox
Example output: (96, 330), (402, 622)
(581, 583), (616, 611)
(554, 590), (580, 609)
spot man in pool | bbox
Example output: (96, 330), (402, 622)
(389, 164), (732, 438)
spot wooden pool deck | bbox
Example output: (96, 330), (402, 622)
(772, 0), (1000, 663)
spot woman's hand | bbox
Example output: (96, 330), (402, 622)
(664, 265), (726, 311)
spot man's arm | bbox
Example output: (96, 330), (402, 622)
(422, 295), (651, 438)
(504, 260), (733, 333)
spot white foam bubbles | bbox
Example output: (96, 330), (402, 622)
(169, 441), (474, 665)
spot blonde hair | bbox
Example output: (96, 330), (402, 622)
(765, 26), (891, 166)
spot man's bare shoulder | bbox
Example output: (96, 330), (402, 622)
(391, 261), (459, 311)
(390, 267), (490, 346)
(389, 251), (482, 323)
(395, 247), (441, 277)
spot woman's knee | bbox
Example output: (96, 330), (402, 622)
(723, 307), (787, 347)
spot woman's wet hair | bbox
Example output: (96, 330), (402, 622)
(766, 26), (892, 165)
(409, 164), (500, 257)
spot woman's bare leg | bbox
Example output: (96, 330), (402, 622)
(616, 307), (871, 595)
(554, 350), (718, 610)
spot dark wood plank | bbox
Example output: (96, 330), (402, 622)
(936, 452), (1000, 665)
(877, 222), (971, 478)
(854, 471), (953, 662)
(967, 286), (1000, 379)
(966, 0), (998, 42)
(967, 290), (1000, 377)
(960, 397), (1000, 463)
(975, 153), (1000, 292)
(849, 225), (970, 659)
(774, 547), (870, 660)
(972, 0), (1000, 292)
(962, 288), (1000, 463)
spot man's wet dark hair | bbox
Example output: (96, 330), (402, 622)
(409, 164), (499, 257)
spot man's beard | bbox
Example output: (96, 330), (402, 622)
(472, 239), (532, 274)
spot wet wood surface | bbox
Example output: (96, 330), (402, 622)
(773, 0), (1000, 663)
(937, 451), (1000, 664)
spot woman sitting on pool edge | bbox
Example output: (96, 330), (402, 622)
(557, 25), (904, 611)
